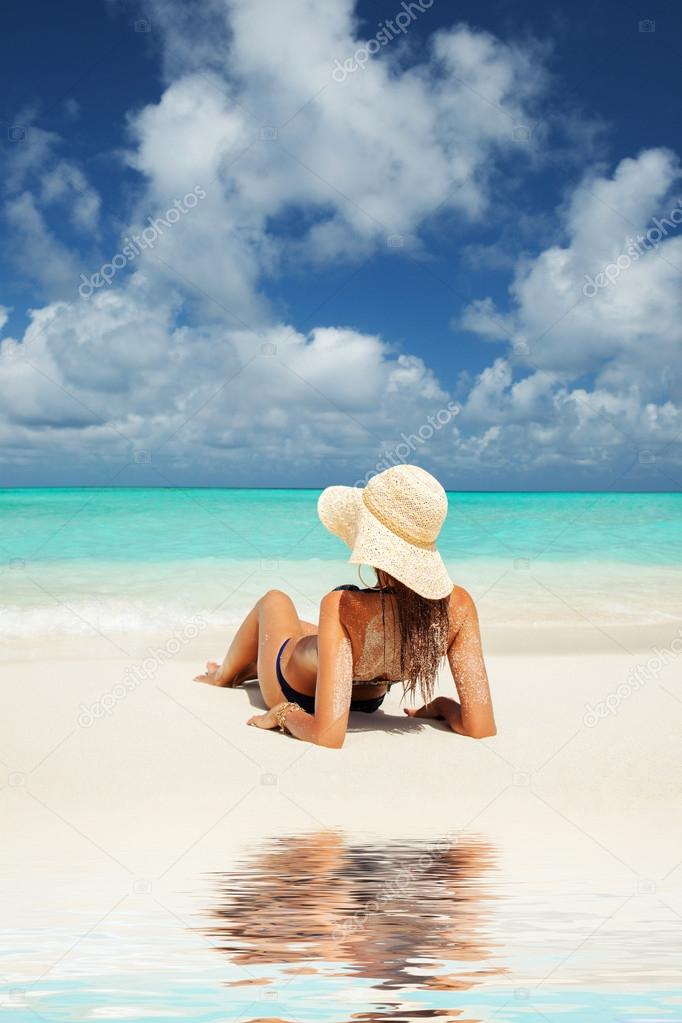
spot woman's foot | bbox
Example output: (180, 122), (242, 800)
(194, 661), (223, 685)
(194, 660), (257, 686)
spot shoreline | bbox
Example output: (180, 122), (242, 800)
(3, 619), (681, 661)
(3, 557), (681, 643)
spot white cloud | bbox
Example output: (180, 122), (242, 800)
(458, 298), (515, 341)
(1, 1), (678, 486)
(458, 148), (682, 478)
(0, 279), (455, 479)
(3, 114), (101, 300)
(3, 120), (58, 194)
(41, 160), (101, 232)
(116, 1), (550, 322)
(4, 192), (84, 298)
(0, 0), (556, 481)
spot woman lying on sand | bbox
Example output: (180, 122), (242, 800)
(195, 465), (496, 748)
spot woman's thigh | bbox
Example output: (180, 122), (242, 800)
(256, 590), (308, 707)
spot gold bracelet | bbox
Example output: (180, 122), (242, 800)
(275, 701), (301, 734)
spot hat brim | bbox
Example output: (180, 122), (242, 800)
(318, 485), (453, 601)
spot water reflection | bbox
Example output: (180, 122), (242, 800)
(2, 832), (681, 1022)
(202, 831), (505, 1019)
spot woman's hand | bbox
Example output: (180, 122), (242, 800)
(404, 696), (449, 720)
(405, 697), (467, 734)
(247, 704), (284, 730)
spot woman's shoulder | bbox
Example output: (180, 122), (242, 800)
(447, 585), (480, 630)
(323, 585), (378, 630)
(320, 586), (365, 610)
(322, 584), (369, 612)
(447, 585), (478, 628)
(449, 584), (474, 606)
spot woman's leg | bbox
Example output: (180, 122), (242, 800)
(197, 590), (314, 708)
(253, 590), (309, 707)
(211, 603), (261, 686)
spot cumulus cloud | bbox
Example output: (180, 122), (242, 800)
(3, 119), (58, 195)
(4, 117), (101, 230)
(458, 148), (682, 481)
(115, 0), (551, 321)
(0, 277), (457, 482)
(41, 160), (101, 232)
(2, 114), (101, 300)
(1, 0), (555, 482)
(1, 1), (678, 487)
(4, 192), (84, 298)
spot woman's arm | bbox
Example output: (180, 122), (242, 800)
(445, 588), (496, 738)
(404, 589), (495, 738)
(248, 591), (352, 748)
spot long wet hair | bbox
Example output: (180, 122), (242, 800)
(374, 569), (450, 705)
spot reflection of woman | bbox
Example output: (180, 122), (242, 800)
(196, 465), (496, 747)
(204, 831), (503, 997)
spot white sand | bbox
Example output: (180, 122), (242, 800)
(2, 625), (680, 883)
(1, 625), (681, 999)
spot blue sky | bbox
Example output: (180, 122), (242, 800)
(1, 0), (681, 489)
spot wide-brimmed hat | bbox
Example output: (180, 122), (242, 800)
(317, 465), (453, 600)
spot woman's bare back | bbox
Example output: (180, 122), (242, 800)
(284, 589), (400, 700)
(284, 585), (486, 703)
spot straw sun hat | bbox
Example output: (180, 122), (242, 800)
(317, 465), (454, 600)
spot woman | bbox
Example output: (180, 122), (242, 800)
(194, 465), (496, 747)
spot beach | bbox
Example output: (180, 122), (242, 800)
(4, 0), (682, 1013)
(1, 489), (681, 1020)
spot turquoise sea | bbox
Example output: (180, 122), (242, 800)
(1, 488), (681, 635)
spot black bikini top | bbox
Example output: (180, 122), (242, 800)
(333, 584), (395, 594)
